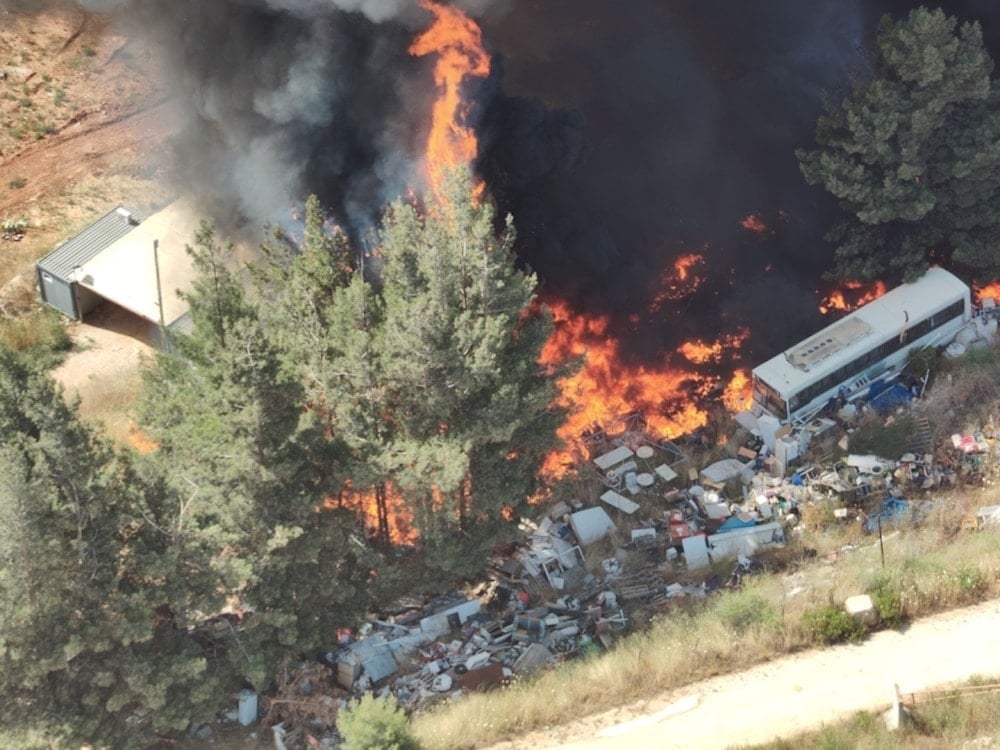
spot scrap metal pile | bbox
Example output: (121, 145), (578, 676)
(259, 407), (1000, 748)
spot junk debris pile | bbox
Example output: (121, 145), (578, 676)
(229, 393), (1000, 749)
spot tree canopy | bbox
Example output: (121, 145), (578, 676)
(376, 171), (562, 576)
(797, 7), (1000, 282)
(0, 167), (565, 745)
(0, 345), (231, 747)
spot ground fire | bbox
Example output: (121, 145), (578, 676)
(975, 281), (1000, 305)
(818, 279), (887, 314)
(537, 298), (751, 480)
(647, 253), (707, 312)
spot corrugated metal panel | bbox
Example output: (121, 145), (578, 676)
(36, 206), (143, 280)
(166, 311), (193, 336)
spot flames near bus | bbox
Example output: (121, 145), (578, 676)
(751, 267), (973, 427)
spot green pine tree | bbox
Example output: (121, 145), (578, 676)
(0, 345), (227, 746)
(139, 222), (390, 682)
(378, 167), (563, 576)
(797, 7), (1000, 282)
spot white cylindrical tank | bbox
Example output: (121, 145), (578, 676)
(945, 341), (967, 359)
(956, 323), (978, 346)
(237, 689), (258, 726)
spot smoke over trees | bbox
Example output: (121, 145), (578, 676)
(14, 1), (1000, 362)
(798, 7), (1000, 283)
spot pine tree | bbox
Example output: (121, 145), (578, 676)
(378, 168), (563, 576)
(797, 7), (1000, 282)
(252, 198), (405, 546)
(139, 222), (390, 680)
(0, 346), (228, 746)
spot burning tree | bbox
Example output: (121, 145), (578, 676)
(798, 7), (1000, 284)
(377, 167), (564, 576)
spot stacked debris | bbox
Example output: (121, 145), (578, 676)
(260, 404), (1000, 747)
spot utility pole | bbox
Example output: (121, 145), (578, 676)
(153, 239), (166, 343)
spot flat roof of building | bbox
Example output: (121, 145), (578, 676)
(74, 197), (205, 325)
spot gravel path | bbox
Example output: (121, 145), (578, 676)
(489, 597), (1000, 750)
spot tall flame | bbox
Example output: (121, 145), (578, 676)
(409, 0), (490, 196)
(722, 368), (752, 413)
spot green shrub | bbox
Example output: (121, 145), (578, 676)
(714, 591), (780, 634)
(337, 694), (418, 750)
(954, 565), (986, 602)
(847, 413), (919, 457)
(8, 176), (27, 189)
(802, 604), (864, 645)
(866, 574), (903, 628)
(0, 308), (71, 367)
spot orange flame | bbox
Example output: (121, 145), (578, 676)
(974, 281), (1000, 304)
(648, 253), (706, 312)
(740, 213), (768, 234)
(332, 484), (419, 546)
(409, 0), (490, 197)
(538, 300), (719, 479)
(678, 329), (750, 365)
(818, 280), (887, 314)
(678, 339), (723, 365)
(722, 368), (752, 412)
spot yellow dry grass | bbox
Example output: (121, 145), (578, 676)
(412, 500), (1000, 749)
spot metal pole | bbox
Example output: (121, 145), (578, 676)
(878, 512), (885, 568)
(152, 239), (166, 341)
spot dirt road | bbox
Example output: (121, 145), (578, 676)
(0, 98), (178, 218)
(490, 597), (1000, 750)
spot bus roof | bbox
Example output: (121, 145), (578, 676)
(753, 267), (969, 396)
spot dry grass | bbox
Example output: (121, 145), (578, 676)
(742, 674), (1000, 749)
(411, 497), (1000, 749)
(73, 367), (144, 446)
(0, 165), (173, 288)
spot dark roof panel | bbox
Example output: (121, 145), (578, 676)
(36, 206), (143, 280)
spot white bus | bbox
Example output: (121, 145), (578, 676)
(751, 267), (971, 425)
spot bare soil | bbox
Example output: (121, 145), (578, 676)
(0, 2), (176, 444)
(49, 301), (155, 448)
(0, 1), (176, 286)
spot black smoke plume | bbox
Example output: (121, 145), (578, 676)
(7, 0), (1000, 369)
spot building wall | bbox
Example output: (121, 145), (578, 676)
(36, 266), (77, 318)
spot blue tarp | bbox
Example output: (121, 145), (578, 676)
(868, 381), (913, 415)
(864, 497), (911, 533)
(717, 515), (757, 532)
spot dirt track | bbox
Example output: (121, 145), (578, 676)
(0, 98), (178, 218)
(489, 597), (1000, 749)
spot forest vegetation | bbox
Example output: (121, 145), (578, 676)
(2, 6), (1000, 749)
